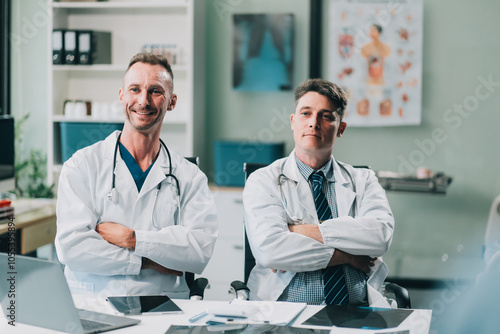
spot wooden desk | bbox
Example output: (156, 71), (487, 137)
(0, 199), (57, 255)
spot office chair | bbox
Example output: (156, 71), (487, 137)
(184, 157), (200, 166)
(183, 157), (209, 300)
(230, 162), (411, 308)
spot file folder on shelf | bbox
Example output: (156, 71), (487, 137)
(55, 30), (112, 65)
(64, 30), (77, 64)
(78, 31), (112, 65)
(52, 30), (64, 65)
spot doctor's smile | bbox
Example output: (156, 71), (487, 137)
(132, 108), (157, 116)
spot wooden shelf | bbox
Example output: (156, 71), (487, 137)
(52, 1), (188, 10)
(52, 115), (188, 125)
(52, 115), (124, 123)
(53, 64), (188, 72)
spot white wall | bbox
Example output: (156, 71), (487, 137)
(10, 0), (49, 159)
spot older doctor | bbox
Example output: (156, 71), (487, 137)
(243, 78), (394, 307)
(55, 53), (218, 299)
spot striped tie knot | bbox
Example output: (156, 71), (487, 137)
(311, 171), (325, 188)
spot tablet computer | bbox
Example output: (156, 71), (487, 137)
(107, 295), (183, 315)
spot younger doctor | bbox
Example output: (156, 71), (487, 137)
(55, 53), (218, 299)
(243, 78), (394, 307)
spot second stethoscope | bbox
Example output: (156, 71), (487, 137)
(276, 158), (357, 221)
(107, 132), (181, 228)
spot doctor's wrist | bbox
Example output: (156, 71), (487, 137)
(128, 230), (136, 250)
(141, 257), (151, 269)
(328, 249), (350, 266)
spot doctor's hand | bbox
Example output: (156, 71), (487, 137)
(329, 249), (376, 273)
(96, 222), (136, 250)
(142, 258), (183, 276)
(271, 269), (287, 274)
(348, 254), (377, 273)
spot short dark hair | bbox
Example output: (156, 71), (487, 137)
(294, 79), (348, 120)
(373, 24), (383, 34)
(126, 52), (174, 91)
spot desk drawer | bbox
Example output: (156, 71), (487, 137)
(21, 219), (56, 254)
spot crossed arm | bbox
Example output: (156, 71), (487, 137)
(244, 168), (393, 275)
(287, 224), (376, 273)
(96, 222), (183, 276)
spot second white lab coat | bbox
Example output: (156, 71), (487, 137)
(55, 131), (218, 299)
(243, 150), (394, 307)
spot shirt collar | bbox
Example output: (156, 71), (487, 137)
(294, 153), (335, 182)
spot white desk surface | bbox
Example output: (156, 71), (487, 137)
(1, 297), (432, 334)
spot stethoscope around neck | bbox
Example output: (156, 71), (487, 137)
(107, 132), (181, 228)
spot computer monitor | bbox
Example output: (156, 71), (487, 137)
(0, 116), (15, 195)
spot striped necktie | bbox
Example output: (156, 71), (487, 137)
(310, 172), (349, 306)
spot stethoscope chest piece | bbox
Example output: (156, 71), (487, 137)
(108, 188), (118, 204)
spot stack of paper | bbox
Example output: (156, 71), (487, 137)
(206, 300), (307, 326)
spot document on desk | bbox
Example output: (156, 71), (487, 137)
(206, 300), (307, 326)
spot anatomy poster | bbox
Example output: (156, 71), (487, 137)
(328, 0), (423, 126)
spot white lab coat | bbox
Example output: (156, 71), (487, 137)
(55, 131), (218, 299)
(243, 150), (394, 307)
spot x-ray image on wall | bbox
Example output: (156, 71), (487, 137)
(233, 14), (294, 91)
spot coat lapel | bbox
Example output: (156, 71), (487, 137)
(332, 160), (356, 217)
(282, 151), (317, 222)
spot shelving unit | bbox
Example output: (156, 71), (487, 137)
(51, 1), (189, 9)
(47, 0), (206, 184)
(377, 172), (453, 194)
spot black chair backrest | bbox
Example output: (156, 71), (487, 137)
(185, 157), (200, 166)
(243, 163), (269, 283)
(244, 163), (268, 177)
